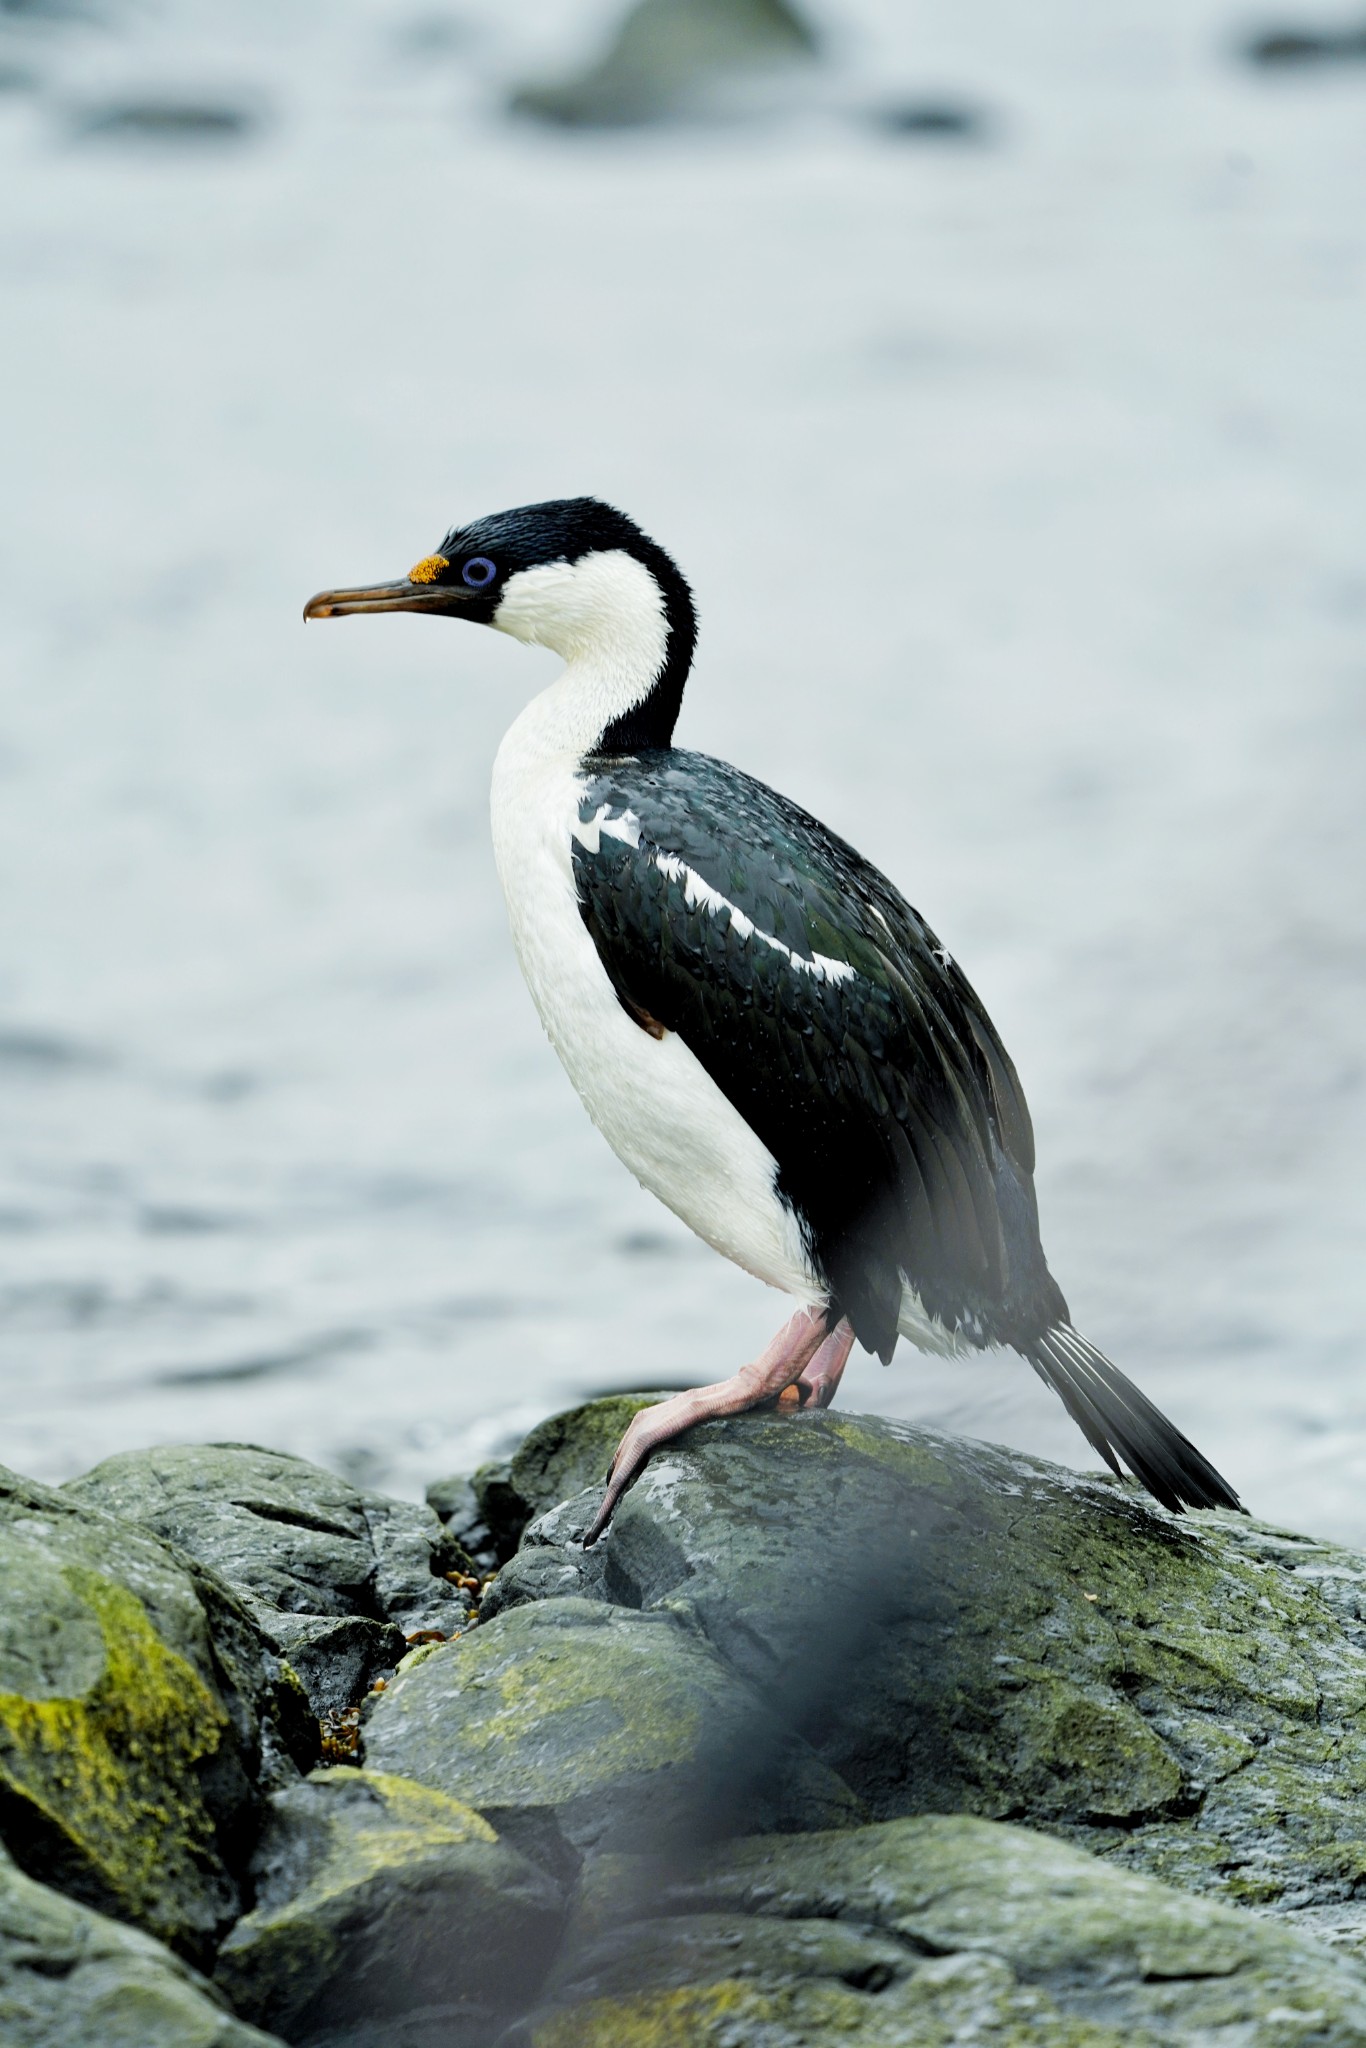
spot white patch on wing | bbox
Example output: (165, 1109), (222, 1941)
(651, 849), (856, 986)
(571, 807), (855, 985)
(488, 587), (978, 1360)
(572, 802), (641, 856)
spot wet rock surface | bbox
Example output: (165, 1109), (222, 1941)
(216, 1767), (564, 2047)
(507, 1402), (1366, 1949)
(12, 1402), (1366, 2042)
(430, 1395), (661, 1567)
(508, 1816), (1366, 2045)
(0, 1461), (306, 1966)
(362, 1597), (860, 1871)
(66, 1443), (470, 1717)
(0, 1842), (285, 2048)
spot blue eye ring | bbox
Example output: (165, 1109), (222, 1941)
(462, 556), (497, 589)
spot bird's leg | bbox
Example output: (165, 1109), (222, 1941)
(780, 1316), (855, 1412)
(583, 1305), (829, 1544)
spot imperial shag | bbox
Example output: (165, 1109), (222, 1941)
(305, 497), (1241, 1539)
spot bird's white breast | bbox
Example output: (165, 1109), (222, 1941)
(489, 703), (817, 1304)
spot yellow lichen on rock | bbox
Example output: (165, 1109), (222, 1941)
(302, 1764), (499, 1858)
(528, 1982), (780, 2048)
(214, 1763), (564, 2039)
(0, 1565), (229, 1947)
(452, 1624), (703, 1780)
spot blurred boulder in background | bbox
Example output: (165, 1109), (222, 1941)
(71, 99), (261, 143)
(508, 0), (818, 128)
(1244, 17), (1366, 63)
(870, 96), (991, 140)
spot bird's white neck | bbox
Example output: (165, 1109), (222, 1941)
(492, 549), (670, 761)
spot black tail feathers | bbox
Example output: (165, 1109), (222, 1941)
(1028, 1323), (1242, 1515)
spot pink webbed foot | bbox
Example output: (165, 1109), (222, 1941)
(583, 1306), (832, 1544)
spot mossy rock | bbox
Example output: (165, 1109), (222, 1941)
(65, 1443), (469, 1716)
(493, 1403), (1366, 1947)
(0, 1842), (286, 2047)
(507, 1815), (1366, 2045)
(216, 1767), (564, 2044)
(0, 1467), (315, 1952)
(428, 1395), (667, 1568)
(0, 1464), (298, 1964)
(361, 1598), (859, 1869)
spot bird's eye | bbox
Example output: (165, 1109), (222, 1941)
(462, 556), (497, 589)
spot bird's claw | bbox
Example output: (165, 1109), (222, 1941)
(583, 1392), (695, 1544)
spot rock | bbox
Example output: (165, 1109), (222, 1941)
(468, 1461), (526, 1566)
(429, 1397), (661, 1569)
(216, 1766), (565, 2047)
(73, 101), (260, 142)
(508, 0), (818, 129)
(0, 1841), (285, 2048)
(1245, 20), (1366, 65)
(502, 1397), (660, 1543)
(426, 1472), (502, 1575)
(361, 1597), (860, 1875)
(0, 1463), (305, 1966)
(20, 1402), (1366, 2043)
(480, 1499), (610, 1621)
(871, 98), (992, 140)
(508, 1814), (1366, 2045)
(65, 1443), (470, 1717)
(491, 1403), (1366, 1949)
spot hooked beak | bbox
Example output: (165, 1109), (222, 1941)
(302, 575), (472, 622)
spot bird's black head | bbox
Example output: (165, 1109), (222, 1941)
(304, 496), (697, 751)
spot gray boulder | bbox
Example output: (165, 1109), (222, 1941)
(508, 0), (818, 128)
(425, 1471), (502, 1575)
(65, 1443), (471, 1716)
(0, 1463), (307, 1966)
(0, 1843), (285, 2048)
(215, 1766), (564, 2047)
(429, 1395), (660, 1567)
(488, 1402), (1366, 1949)
(361, 1597), (860, 1874)
(508, 1815), (1366, 2045)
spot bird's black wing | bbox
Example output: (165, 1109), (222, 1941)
(572, 749), (1065, 1360)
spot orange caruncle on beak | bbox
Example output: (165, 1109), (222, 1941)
(408, 555), (449, 584)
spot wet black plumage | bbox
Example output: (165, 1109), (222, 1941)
(306, 492), (1241, 1520)
(573, 748), (1240, 1516)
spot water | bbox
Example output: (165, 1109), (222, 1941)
(3, 0), (1364, 1535)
